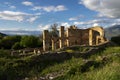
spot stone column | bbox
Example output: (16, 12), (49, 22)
(59, 26), (64, 48)
(52, 39), (55, 51)
(43, 30), (49, 51)
(66, 39), (70, 47)
(101, 37), (105, 43)
(89, 29), (93, 45)
(96, 36), (99, 45)
(66, 29), (70, 47)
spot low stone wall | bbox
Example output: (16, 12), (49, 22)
(10, 48), (43, 56)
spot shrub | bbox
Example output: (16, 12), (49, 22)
(12, 42), (22, 50)
(111, 36), (120, 45)
(66, 49), (74, 53)
(0, 36), (21, 49)
(20, 36), (40, 48)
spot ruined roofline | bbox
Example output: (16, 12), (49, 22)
(88, 26), (104, 29)
(42, 25), (104, 31)
(58, 26), (104, 31)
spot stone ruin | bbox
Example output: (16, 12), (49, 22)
(43, 25), (107, 51)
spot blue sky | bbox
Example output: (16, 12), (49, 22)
(0, 0), (120, 31)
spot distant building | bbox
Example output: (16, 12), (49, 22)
(43, 25), (107, 51)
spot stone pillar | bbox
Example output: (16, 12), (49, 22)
(101, 37), (105, 43)
(59, 26), (64, 48)
(52, 39), (55, 51)
(43, 30), (49, 51)
(89, 29), (93, 45)
(96, 36), (99, 45)
(66, 39), (70, 47)
(66, 29), (70, 47)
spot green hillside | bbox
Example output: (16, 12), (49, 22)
(0, 46), (120, 80)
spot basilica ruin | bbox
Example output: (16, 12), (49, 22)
(43, 26), (107, 51)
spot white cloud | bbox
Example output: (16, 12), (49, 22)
(78, 1), (83, 5)
(69, 15), (84, 21)
(0, 11), (25, 22)
(93, 23), (99, 27)
(81, 0), (120, 18)
(10, 6), (16, 9)
(22, 1), (33, 6)
(27, 16), (39, 23)
(61, 22), (70, 27)
(38, 24), (51, 31)
(4, 2), (16, 9)
(32, 5), (67, 12)
(35, 13), (41, 15)
(69, 18), (78, 21)
(74, 21), (85, 25)
(74, 19), (108, 26)
(4, 2), (10, 5)
(42, 6), (55, 12)
(32, 6), (41, 10)
(74, 18), (120, 28)
(0, 11), (40, 22)
(55, 5), (67, 12)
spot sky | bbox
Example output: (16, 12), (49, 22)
(0, 0), (120, 31)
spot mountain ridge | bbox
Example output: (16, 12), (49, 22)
(0, 30), (41, 36)
(105, 25), (120, 39)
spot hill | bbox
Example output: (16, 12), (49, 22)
(0, 30), (41, 36)
(0, 45), (120, 80)
(0, 32), (7, 39)
(105, 25), (120, 39)
(0, 32), (7, 36)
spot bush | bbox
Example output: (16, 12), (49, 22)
(111, 36), (120, 45)
(0, 49), (10, 58)
(20, 36), (40, 48)
(12, 42), (23, 50)
(0, 36), (21, 49)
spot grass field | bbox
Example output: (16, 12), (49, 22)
(0, 46), (120, 80)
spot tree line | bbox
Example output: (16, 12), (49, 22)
(0, 35), (43, 50)
(111, 35), (120, 46)
(0, 24), (60, 50)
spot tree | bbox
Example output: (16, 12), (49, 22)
(20, 36), (39, 48)
(111, 35), (120, 45)
(50, 24), (59, 37)
(0, 36), (21, 49)
(37, 39), (43, 47)
(12, 42), (22, 50)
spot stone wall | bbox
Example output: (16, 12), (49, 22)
(43, 26), (107, 51)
